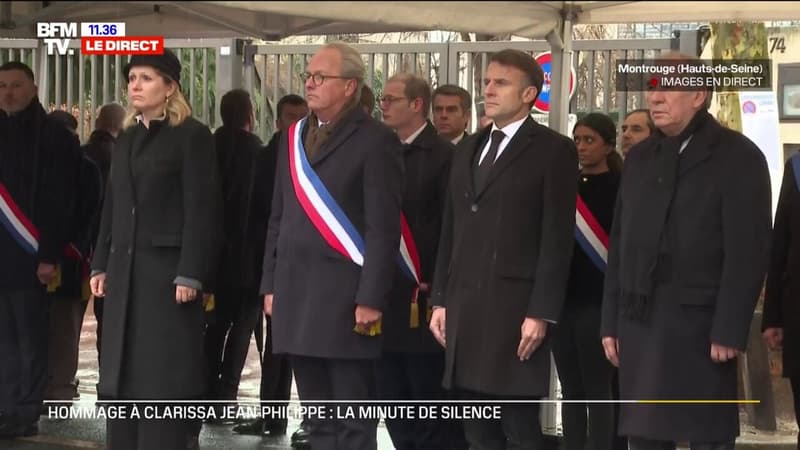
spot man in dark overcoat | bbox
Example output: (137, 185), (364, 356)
(378, 72), (463, 449)
(0, 61), (81, 438)
(429, 49), (578, 450)
(260, 43), (404, 450)
(762, 152), (800, 450)
(600, 53), (772, 450)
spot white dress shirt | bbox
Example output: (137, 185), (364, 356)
(478, 116), (527, 165)
(451, 132), (466, 146)
(403, 122), (428, 145)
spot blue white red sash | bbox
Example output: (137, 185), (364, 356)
(792, 153), (800, 192)
(287, 118), (422, 285)
(575, 194), (608, 272)
(0, 181), (83, 261)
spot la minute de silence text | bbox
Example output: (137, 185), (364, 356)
(48, 404), (503, 421)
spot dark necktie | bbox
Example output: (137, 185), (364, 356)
(475, 130), (505, 192)
(305, 122), (328, 160)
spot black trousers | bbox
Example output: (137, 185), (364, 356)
(552, 303), (625, 450)
(291, 355), (378, 450)
(106, 404), (191, 450)
(93, 296), (104, 358)
(45, 295), (86, 400)
(260, 314), (292, 429)
(0, 288), (48, 423)
(628, 436), (735, 450)
(375, 352), (467, 450)
(203, 287), (261, 401)
(791, 376), (800, 450)
(457, 388), (544, 450)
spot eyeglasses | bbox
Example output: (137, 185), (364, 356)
(300, 72), (353, 86)
(379, 95), (408, 105)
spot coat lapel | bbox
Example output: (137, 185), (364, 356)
(309, 107), (362, 167)
(463, 124), (492, 201)
(678, 119), (719, 177)
(476, 116), (538, 198)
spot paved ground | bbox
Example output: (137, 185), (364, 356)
(1, 298), (797, 449)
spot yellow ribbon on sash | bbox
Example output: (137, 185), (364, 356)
(46, 265), (62, 293)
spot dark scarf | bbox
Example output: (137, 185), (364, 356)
(620, 109), (713, 322)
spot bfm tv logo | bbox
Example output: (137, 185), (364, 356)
(37, 22), (164, 56)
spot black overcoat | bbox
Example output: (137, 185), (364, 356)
(763, 156), (800, 378)
(92, 116), (223, 399)
(431, 117), (579, 397)
(383, 122), (454, 354)
(260, 107), (404, 360)
(600, 116), (772, 442)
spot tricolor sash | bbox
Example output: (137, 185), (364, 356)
(792, 153), (800, 192)
(575, 194), (609, 272)
(288, 118), (425, 328)
(0, 181), (84, 262)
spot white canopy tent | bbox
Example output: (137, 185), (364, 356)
(3, 0), (800, 132)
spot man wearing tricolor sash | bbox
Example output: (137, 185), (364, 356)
(0, 62), (81, 439)
(378, 73), (466, 450)
(260, 43), (404, 450)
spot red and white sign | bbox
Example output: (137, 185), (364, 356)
(81, 37), (164, 56)
(533, 51), (576, 114)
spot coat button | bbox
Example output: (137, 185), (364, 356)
(127, 247), (132, 255)
(464, 191), (469, 198)
(471, 204), (479, 213)
(658, 176), (663, 183)
(131, 207), (136, 215)
(110, 246), (115, 253)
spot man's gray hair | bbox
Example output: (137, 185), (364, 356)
(322, 42), (365, 104)
(657, 51), (713, 110)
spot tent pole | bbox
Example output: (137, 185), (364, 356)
(547, 10), (574, 136)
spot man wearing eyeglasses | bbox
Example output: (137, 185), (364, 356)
(260, 42), (404, 450)
(378, 73), (467, 450)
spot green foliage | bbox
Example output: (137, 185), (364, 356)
(176, 48), (216, 126)
(711, 22), (768, 132)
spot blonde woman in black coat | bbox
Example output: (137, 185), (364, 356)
(89, 50), (223, 450)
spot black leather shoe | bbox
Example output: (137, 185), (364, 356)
(232, 419), (264, 435)
(0, 420), (38, 439)
(291, 423), (311, 447)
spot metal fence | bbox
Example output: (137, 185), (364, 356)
(245, 43), (449, 140)
(245, 38), (674, 141)
(1, 37), (676, 143)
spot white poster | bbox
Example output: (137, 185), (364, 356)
(739, 91), (783, 216)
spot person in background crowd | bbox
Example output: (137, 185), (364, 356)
(361, 84), (376, 117)
(48, 110), (79, 136)
(44, 109), (102, 407)
(82, 102), (126, 374)
(379, 72), (466, 450)
(432, 84), (472, 146)
(89, 50), (223, 450)
(204, 89), (266, 419)
(554, 112), (625, 450)
(762, 151), (800, 450)
(620, 108), (655, 157)
(233, 94), (309, 445)
(0, 61), (81, 439)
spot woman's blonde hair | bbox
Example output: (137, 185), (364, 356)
(124, 72), (191, 128)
